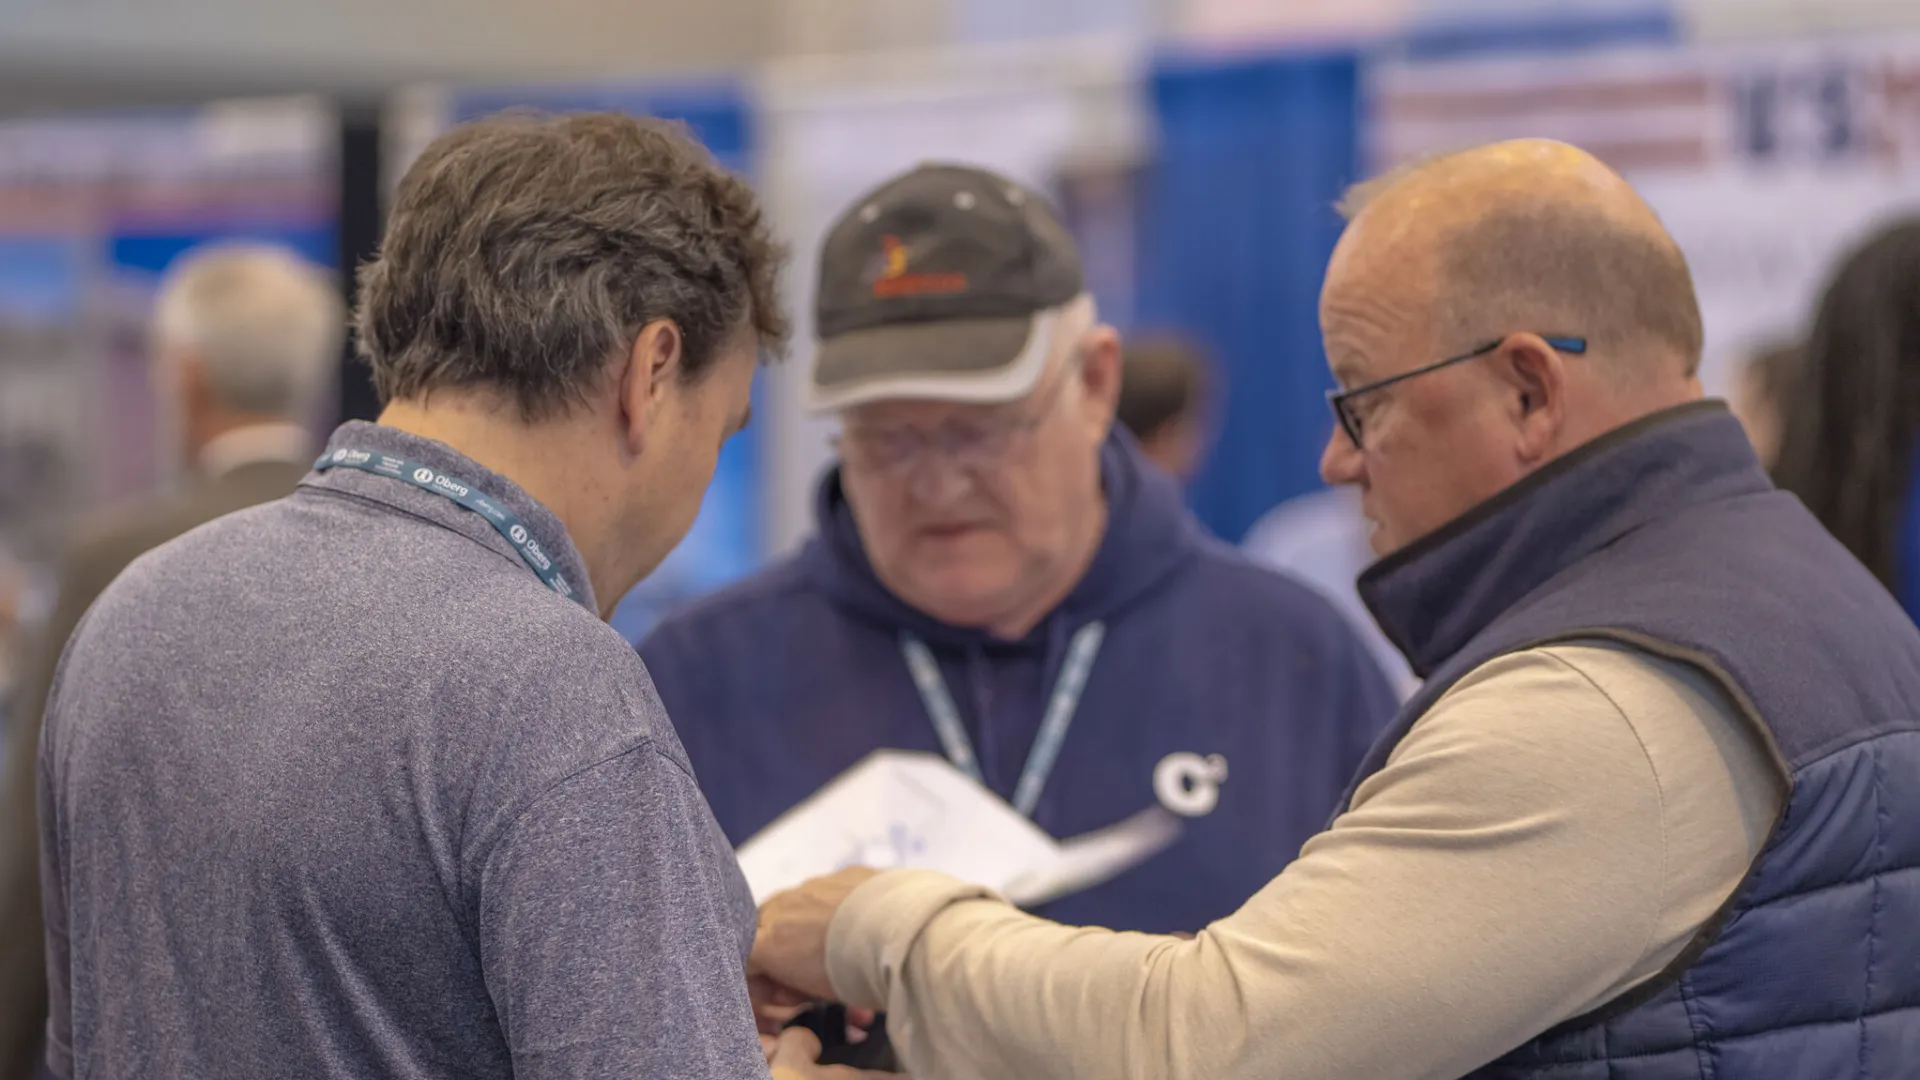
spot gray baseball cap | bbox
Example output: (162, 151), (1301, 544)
(809, 162), (1085, 412)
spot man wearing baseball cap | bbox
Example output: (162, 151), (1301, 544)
(640, 163), (1396, 933)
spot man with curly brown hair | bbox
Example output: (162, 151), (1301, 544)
(34, 113), (838, 1080)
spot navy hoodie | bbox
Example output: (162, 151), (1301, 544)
(641, 434), (1398, 933)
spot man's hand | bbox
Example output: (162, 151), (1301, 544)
(765, 1026), (898, 1079)
(751, 867), (882, 1004)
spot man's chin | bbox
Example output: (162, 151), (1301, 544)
(899, 579), (1017, 629)
(1365, 520), (1395, 558)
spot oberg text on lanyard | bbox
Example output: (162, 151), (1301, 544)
(899, 621), (1105, 819)
(314, 448), (588, 610)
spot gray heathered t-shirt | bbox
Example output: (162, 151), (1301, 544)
(38, 422), (765, 1080)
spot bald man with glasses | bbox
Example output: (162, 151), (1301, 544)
(638, 163), (1397, 947)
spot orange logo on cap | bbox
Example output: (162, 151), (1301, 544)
(872, 234), (968, 299)
(879, 235), (910, 280)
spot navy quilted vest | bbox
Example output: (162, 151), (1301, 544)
(1345, 402), (1920, 1078)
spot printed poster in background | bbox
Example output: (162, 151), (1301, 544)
(1368, 33), (1920, 394)
(391, 84), (764, 643)
(0, 97), (337, 565)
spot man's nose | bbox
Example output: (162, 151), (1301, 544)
(905, 453), (975, 507)
(1320, 425), (1364, 487)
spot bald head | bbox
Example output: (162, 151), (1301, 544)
(1318, 140), (1708, 557)
(1335, 139), (1702, 380)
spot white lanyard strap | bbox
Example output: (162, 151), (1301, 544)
(899, 621), (1106, 818)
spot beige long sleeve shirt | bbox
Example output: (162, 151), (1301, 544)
(823, 642), (1787, 1080)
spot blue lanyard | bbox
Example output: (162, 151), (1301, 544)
(899, 621), (1105, 818)
(314, 447), (588, 610)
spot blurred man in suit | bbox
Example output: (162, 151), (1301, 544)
(0, 243), (341, 1080)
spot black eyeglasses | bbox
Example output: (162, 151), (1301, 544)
(1326, 334), (1588, 449)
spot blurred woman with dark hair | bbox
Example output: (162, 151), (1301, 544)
(1773, 219), (1920, 619)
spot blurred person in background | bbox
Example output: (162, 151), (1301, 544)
(751, 140), (1920, 1080)
(1242, 483), (1416, 695)
(1772, 219), (1920, 619)
(0, 243), (340, 1080)
(641, 163), (1397, 937)
(0, 546), (28, 734)
(1730, 338), (1798, 470)
(0, 547), (38, 791)
(32, 113), (864, 1080)
(1114, 334), (1211, 482)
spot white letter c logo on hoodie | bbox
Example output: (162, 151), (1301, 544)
(1154, 752), (1229, 817)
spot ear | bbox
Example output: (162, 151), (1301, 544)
(619, 319), (685, 458)
(1077, 326), (1123, 436)
(1490, 333), (1568, 465)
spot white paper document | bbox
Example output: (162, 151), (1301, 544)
(735, 750), (1182, 908)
